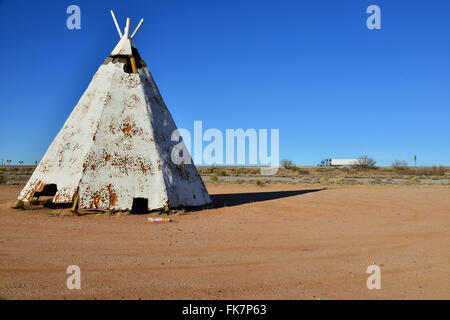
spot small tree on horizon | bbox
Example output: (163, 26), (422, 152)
(280, 159), (295, 169)
(357, 155), (376, 168)
(392, 160), (408, 169)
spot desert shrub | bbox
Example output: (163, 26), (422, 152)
(357, 155), (376, 168)
(335, 177), (345, 184)
(0, 175), (5, 184)
(318, 176), (328, 183)
(403, 176), (421, 184)
(296, 168), (310, 175)
(201, 166), (216, 174)
(280, 159), (295, 169)
(339, 167), (350, 174)
(13, 200), (24, 209)
(373, 177), (382, 184)
(414, 165), (446, 176)
(233, 168), (243, 175)
(209, 174), (218, 182)
(392, 160), (408, 169)
(217, 169), (228, 176)
(255, 179), (265, 186)
(344, 179), (358, 185)
(209, 166), (217, 174)
(430, 165), (446, 176)
(198, 166), (213, 174)
(401, 179), (412, 185)
(12, 200), (29, 209)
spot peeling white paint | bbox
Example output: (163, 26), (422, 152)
(19, 60), (211, 211)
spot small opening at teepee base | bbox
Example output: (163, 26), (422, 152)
(34, 184), (57, 197)
(131, 198), (148, 214)
(33, 184), (70, 208)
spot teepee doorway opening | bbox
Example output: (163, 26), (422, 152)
(131, 198), (149, 214)
(34, 184), (58, 198)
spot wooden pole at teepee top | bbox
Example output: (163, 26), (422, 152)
(110, 10), (123, 38)
(131, 19), (144, 39)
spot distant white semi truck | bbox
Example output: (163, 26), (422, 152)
(317, 158), (359, 167)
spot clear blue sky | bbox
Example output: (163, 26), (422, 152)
(0, 0), (449, 166)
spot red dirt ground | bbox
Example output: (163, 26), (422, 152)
(0, 184), (449, 300)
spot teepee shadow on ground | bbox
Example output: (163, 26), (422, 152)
(210, 188), (326, 209)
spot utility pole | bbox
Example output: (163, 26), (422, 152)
(414, 155), (417, 167)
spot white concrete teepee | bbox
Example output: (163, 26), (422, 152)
(18, 11), (211, 212)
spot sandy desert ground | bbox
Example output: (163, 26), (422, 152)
(0, 184), (449, 300)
